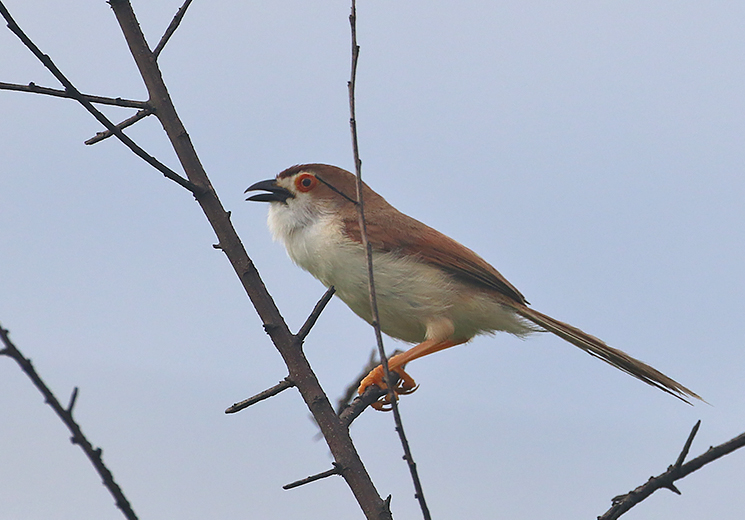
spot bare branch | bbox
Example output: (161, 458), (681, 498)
(0, 81), (149, 108)
(296, 286), (336, 342)
(339, 384), (388, 428)
(347, 2), (432, 518)
(0, 2), (200, 195)
(674, 420), (701, 469)
(335, 349), (379, 415)
(335, 349), (406, 421)
(283, 463), (343, 490)
(0, 324), (138, 520)
(599, 422), (745, 520)
(225, 378), (295, 414)
(85, 108), (154, 145)
(104, 1), (392, 517)
(152, 0), (193, 60)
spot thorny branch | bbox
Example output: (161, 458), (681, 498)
(0, 324), (138, 520)
(0, 81), (148, 108)
(599, 421), (745, 520)
(347, 2), (432, 519)
(5, 2), (745, 520)
(224, 287), (334, 414)
(0, 2), (199, 195)
(0, 82), (155, 146)
(0, 1), (392, 519)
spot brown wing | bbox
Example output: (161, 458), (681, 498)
(343, 204), (528, 305)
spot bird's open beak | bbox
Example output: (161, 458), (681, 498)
(244, 179), (294, 203)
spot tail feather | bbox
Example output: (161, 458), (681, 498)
(512, 305), (701, 404)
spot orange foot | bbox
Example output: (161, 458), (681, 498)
(358, 365), (419, 411)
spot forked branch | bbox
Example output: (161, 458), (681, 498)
(152, 0), (194, 60)
(0, 324), (138, 520)
(0, 2), (199, 194)
(599, 421), (745, 519)
(0, 1), (392, 518)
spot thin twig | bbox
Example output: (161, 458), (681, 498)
(283, 463), (343, 490)
(0, 81), (149, 108)
(673, 419), (701, 469)
(599, 422), (745, 520)
(0, 2), (201, 195)
(296, 286), (336, 342)
(66, 386), (79, 413)
(152, 0), (193, 60)
(225, 378), (295, 414)
(0, 324), (138, 520)
(85, 108), (154, 145)
(347, 3), (432, 519)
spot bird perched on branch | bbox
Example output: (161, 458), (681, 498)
(246, 164), (699, 410)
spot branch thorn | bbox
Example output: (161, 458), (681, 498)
(66, 386), (79, 413)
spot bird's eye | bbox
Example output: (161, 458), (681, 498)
(295, 173), (318, 193)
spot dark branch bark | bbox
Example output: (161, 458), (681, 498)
(340, 385), (388, 428)
(85, 108), (153, 145)
(1, 1), (390, 517)
(0, 324), (138, 520)
(0, 81), (148, 108)
(152, 0), (193, 60)
(225, 378), (295, 414)
(103, 2), (392, 518)
(0, 2), (198, 194)
(296, 286), (336, 342)
(284, 463), (343, 490)
(599, 421), (745, 519)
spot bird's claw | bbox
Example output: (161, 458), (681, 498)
(358, 365), (419, 411)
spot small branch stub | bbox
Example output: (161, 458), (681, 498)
(674, 420), (701, 469)
(296, 286), (336, 342)
(66, 387), (79, 413)
(225, 378), (295, 414)
(284, 463), (343, 490)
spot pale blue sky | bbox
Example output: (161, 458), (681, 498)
(1, 1), (744, 519)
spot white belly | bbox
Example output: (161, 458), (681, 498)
(269, 207), (531, 344)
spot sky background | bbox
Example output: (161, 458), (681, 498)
(1, 1), (744, 519)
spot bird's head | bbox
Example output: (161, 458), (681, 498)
(246, 164), (362, 239)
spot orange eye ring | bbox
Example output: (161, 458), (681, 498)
(295, 173), (318, 193)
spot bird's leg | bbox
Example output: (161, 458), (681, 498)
(359, 338), (466, 410)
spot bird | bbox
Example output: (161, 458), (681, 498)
(246, 163), (700, 409)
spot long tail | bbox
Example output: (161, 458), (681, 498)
(512, 305), (701, 403)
